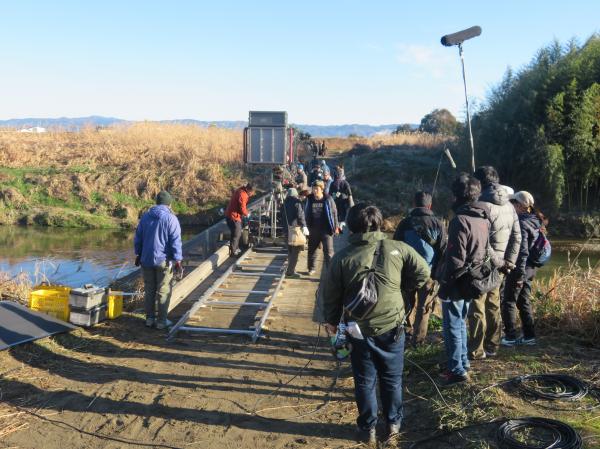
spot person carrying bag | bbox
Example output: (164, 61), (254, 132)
(282, 188), (309, 278)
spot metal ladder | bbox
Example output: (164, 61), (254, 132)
(167, 245), (287, 342)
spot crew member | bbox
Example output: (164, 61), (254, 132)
(468, 166), (521, 359)
(304, 180), (339, 275)
(393, 191), (447, 346)
(501, 191), (544, 347)
(134, 190), (183, 330)
(295, 164), (308, 192)
(225, 183), (254, 256)
(329, 163), (353, 226)
(322, 204), (430, 444)
(438, 174), (490, 385)
(282, 188), (309, 278)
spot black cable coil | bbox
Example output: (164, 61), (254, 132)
(497, 417), (582, 449)
(510, 374), (589, 401)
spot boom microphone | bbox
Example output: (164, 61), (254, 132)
(444, 148), (457, 169)
(441, 26), (482, 47)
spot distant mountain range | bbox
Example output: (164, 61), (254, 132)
(0, 116), (414, 137)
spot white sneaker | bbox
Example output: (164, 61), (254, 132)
(518, 337), (537, 346)
(501, 337), (517, 347)
(307, 270), (316, 276)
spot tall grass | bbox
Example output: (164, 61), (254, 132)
(0, 123), (252, 225)
(533, 265), (600, 346)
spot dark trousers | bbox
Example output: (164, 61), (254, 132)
(226, 218), (242, 254)
(286, 245), (302, 275)
(501, 267), (536, 340)
(349, 326), (405, 431)
(307, 229), (334, 271)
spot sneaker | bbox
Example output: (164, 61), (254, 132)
(440, 371), (469, 386)
(145, 317), (155, 328)
(286, 272), (301, 279)
(485, 350), (498, 357)
(387, 422), (401, 438)
(307, 270), (316, 276)
(518, 337), (537, 346)
(356, 427), (377, 445)
(156, 319), (174, 330)
(501, 337), (517, 347)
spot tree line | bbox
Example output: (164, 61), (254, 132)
(470, 34), (600, 213)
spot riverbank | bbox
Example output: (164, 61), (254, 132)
(0, 124), (260, 229)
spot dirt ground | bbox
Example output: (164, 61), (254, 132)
(1, 242), (600, 448)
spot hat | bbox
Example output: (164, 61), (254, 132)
(510, 191), (534, 208)
(156, 190), (173, 205)
(312, 180), (325, 189)
(297, 163), (304, 171)
(287, 187), (298, 198)
(500, 185), (514, 195)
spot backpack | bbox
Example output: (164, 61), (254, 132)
(343, 241), (382, 320)
(528, 230), (551, 267)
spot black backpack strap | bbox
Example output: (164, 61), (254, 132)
(370, 240), (383, 271)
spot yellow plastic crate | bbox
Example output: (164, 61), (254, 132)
(107, 293), (123, 319)
(29, 286), (71, 322)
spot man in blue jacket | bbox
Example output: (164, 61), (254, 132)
(134, 191), (183, 330)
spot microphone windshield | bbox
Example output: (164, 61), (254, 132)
(441, 26), (482, 46)
(444, 148), (457, 169)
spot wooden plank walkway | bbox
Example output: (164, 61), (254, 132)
(170, 232), (349, 340)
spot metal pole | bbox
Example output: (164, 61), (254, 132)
(459, 43), (476, 173)
(432, 150), (444, 199)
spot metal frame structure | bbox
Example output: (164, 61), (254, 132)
(167, 246), (287, 343)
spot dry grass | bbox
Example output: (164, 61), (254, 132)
(533, 265), (600, 346)
(0, 123), (255, 227)
(0, 272), (31, 303)
(321, 132), (452, 157)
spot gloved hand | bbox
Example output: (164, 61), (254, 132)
(302, 226), (310, 236)
(135, 255), (141, 267)
(499, 260), (515, 275)
(174, 260), (184, 280)
(335, 192), (341, 198)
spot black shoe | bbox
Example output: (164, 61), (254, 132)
(356, 427), (377, 445)
(440, 371), (469, 386)
(387, 422), (401, 439)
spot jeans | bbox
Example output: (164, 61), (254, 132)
(468, 275), (503, 358)
(307, 229), (334, 271)
(348, 326), (405, 431)
(226, 218), (242, 254)
(501, 267), (536, 340)
(142, 262), (174, 324)
(442, 299), (470, 376)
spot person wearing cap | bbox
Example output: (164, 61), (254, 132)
(295, 164), (308, 192)
(134, 190), (183, 330)
(501, 191), (544, 347)
(282, 188), (309, 278)
(322, 169), (333, 195)
(468, 166), (521, 360)
(225, 183), (255, 256)
(304, 179), (339, 275)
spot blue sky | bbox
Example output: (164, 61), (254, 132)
(1, 1), (598, 125)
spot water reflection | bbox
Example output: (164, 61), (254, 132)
(0, 225), (198, 288)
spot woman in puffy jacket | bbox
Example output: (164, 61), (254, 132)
(501, 191), (547, 347)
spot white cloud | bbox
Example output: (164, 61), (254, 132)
(395, 43), (453, 79)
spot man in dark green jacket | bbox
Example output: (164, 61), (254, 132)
(322, 204), (430, 445)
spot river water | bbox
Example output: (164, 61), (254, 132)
(0, 226), (598, 288)
(0, 225), (199, 288)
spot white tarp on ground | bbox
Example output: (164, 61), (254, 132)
(19, 127), (47, 133)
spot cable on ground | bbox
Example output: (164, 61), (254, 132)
(496, 417), (582, 449)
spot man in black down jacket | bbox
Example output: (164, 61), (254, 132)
(393, 191), (447, 346)
(438, 174), (491, 386)
(329, 163), (353, 226)
(282, 188), (308, 278)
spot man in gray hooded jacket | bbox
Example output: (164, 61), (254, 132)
(468, 166), (521, 359)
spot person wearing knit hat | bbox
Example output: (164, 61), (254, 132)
(502, 190), (545, 347)
(134, 190), (183, 330)
(282, 188), (308, 278)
